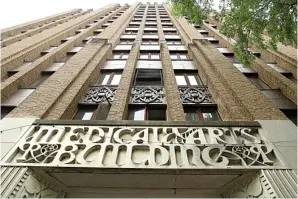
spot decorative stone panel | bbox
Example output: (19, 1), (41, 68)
(131, 86), (165, 104)
(83, 86), (117, 103)
(222, 169), (297, 198)
(2, 123), (285, 169)
(179, 86), (212, 104)
(1, 167), (65, 198)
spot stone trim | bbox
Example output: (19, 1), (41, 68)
(156, 4), (185, 121)
(1, 9), (82, 40)
(1, 11), (87, 48)
(32, 119), (261, 127)
(107, 3), (145, 120)
(0, 167), (65, 198)
(203, 23), (297, 105)
(221, 169), (297, 198)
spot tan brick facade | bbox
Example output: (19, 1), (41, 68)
(202, 23), (297, 105)
(1, 2), (296, 123)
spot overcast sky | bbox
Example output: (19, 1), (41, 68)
(0, 0), (220, 29)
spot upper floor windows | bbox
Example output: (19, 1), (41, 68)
(139, 52), (160, 60)
(97, 71), (122, 85)
(184, 106), (219, 121)
(170, 53), (189, 60)
(167, 40), (182, 45)
(175, 72), (202, 86)
(134, 69), (163, 86)
(129, 105), (166, 121)
(119, 39), (134, 44)
(111, 52), (129, 60)
(142, 39), (159, 45)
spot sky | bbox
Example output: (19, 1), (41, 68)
(0, 0), (220, 30)
(0, 0), (164, 29)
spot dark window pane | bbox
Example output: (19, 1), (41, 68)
(248, 77), (271, 89)
(185, 112), (198, 121)
(184, 107), (219, 121)
(261, 90), (297, 109)
(1, 106), (15, 119)
(28, 73), (52, 88)
(281, 109), (297, 126)
(135, 69), (162, 85)
(147, 108), (166, 120)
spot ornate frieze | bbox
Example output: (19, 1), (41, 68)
(131, 86), (165, 103)
(2, 125), (284, 169)
(1, 167), (65, 198)
(83, 86), (116, 103)
(179, 86), (212, 104)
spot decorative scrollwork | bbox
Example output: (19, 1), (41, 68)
(179, 86), (212, 104)
(131, 86), (165, 103)
(84, 86), (116, 103)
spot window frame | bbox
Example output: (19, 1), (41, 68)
(175, 72), (203, 86)
(134, 69), (163, 86)
(97, 71), (122, 85)
(128, 104), (167, 121)
(184, 106), (220, 121)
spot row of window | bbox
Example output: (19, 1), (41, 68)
(0, 8), (128, 119)
(96, 70), (202, 86)
(75, 104), (219, 122)
(195, 25), (297, 125)
(111, 52), (188, 60)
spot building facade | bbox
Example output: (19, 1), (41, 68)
(0, 2), (297, 198)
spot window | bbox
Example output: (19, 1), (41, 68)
(119, 39), (134, 44)
(43, 62), (65, 72)
(97, 72), (122, 85)
(144, 30), (158, 35)
(184, 107), (219, 121)
(103, 60), (127, 69)
(175, 73), (202, 86)
(167, 40), (182, 45)
(68, 47), (83, 54)
(74, 104), (110, 120)
(217, 47), (234, 56)
(7, 62), (33, 76)
(41, 46), (58, 55)
(248, 76), (271, 89)
(129, 106), (166, 120)
(135, 69), (162, 85)
(125, 30), (137, 35)
(170, 53), (188, 60)
(111, 53), (129, 59)
(142, 39), (159, 45)
(139, 53), (160, 60)
(261, 90), (297, 110)
(281, 109), (297, 125)
(28, 72), (53, 88)
(1, 106), (14, 119)
(164, 31), (178, 35)
(2, 89), (35, 106)
(233, 63), (256, 74)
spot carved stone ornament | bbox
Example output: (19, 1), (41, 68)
(179, 86), (212, 104)
(2, 167), (65, 198)
(221, 171), (278, 198)
(2, 125), (285, 169)
(83, 86), (116, 103)
(131, 86), (165, 103)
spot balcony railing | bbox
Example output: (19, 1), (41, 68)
(131, 86), (165, 104)
(83, 86), (117, 104)
(179, 86), (212, 104)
